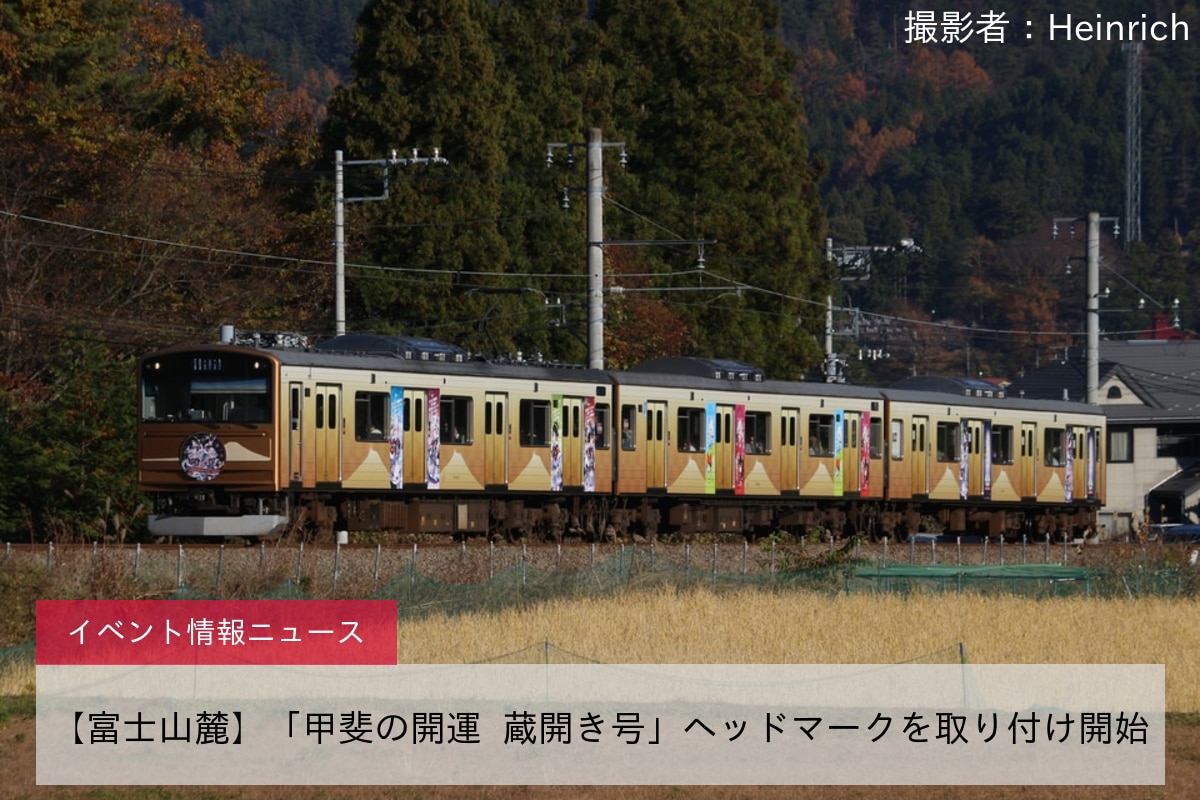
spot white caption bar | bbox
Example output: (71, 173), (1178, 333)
(37, 663), (1163, 785)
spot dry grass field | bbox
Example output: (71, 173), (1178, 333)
(394, 588), (1200, 713)
(7, 587), (1200, 798)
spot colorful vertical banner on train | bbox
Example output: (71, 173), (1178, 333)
(388, 386), (404, 489)
(1086, 427), (1096, 500)
(833, 409), (844, 496)
(550, 395), (563, 491)
(982, 420), (993, 499)
(734, 404), (746, 496)
(958, 419), (969, 500)
(704, 403), (717, 494)
(1064, 426), (1075, 503)
(583, 397), (596, 493)
(425, 388), (440, 489)
(859, 412), (871, 496)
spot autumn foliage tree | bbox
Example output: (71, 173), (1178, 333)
(0, 0), (323, 538)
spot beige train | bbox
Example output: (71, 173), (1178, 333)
(137, 335), (1105, 541)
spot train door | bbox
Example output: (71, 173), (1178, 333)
(646, 400), (667, 489)
(1083, 426), (1099, 501)
(561, 397), (583, 488)
(843, 412), (861, 493)
(1071, 426), (1086, 501)
(715, 404), (734, 490)
(1020, 422), (1037, 499)
(484, 392), (507, 487)
(966, 419), (984, 496)
(780, 408), (799, 491)
(911, 416), (929, 495)
(314, 383), (341, 485)
(288, 381), (302, 486)
(403, 389), (427, 486)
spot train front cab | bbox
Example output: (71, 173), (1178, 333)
(138, 345), (289, 538)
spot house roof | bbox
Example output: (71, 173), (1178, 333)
(1007, 340), (1200, 423)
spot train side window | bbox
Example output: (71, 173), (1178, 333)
(316, 394), (324, 429)
(595, 404), (611, 449)
(1044, 428), (1064, 466)
(992, 425), (1014, 464)
(808, 414), (832, 456)
(870, 417), (883, 459)
(745, 411), (771, 454)
(621, 405), (637, 450)
(519, 399), (550, 446)
(891, 419), (904, 459)
(676, 407), (704, 452)
(355, 391), (388, 441)
(440, 396), (472, 444)
(935, 422), (960, 462)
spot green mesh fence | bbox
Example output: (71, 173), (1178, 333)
(369, 547), (857, 622)
(846, 562), (1188, 598)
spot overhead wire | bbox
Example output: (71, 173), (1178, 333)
(2, 182), (1176, 347)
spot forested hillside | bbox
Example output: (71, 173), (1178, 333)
(784, 0), (1200, 382)
(4, 0), (1200, 539)
(176, 0), (368, 118)
(174, 0), (1200, 383)
(1, 0), (828, 539)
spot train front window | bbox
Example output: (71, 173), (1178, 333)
(141, 352), (273, 423)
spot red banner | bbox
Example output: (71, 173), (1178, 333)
(36, 600), (397, 665)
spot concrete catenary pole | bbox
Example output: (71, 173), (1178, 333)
(333, 148), (447, 337)
(335, 150), (347, 336)
(587, 128), (605, 369)
(1086, 211), (1100, 405)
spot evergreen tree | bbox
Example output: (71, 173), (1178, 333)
(590, 0), (830, 377)
(324, 0), (535, 353)
(326, 0), (830, 375)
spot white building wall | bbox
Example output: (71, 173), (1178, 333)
(1102, 425), (1184, 538)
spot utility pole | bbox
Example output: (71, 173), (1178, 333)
(825, 295), (837, 383)
(1124, 42), (1143, 248)
(334, 148), (448, 336)
(1053, 212), (1119, 405)
(547, 129), (626, 369)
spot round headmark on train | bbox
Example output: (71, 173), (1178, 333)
(180, 432), (226, 481)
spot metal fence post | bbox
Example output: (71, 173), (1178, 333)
(216, 544), (224, 594)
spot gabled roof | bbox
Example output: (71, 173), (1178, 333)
(1007, 340), (1200, 423)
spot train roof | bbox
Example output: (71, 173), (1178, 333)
(879, 385), (1104, 417)
(315, 333), (468, 360)
(630, 356), (765, 382)
(141, 338), (1104, 417)
(142, 340), (613, 384)
(614, 364), (886, 400)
